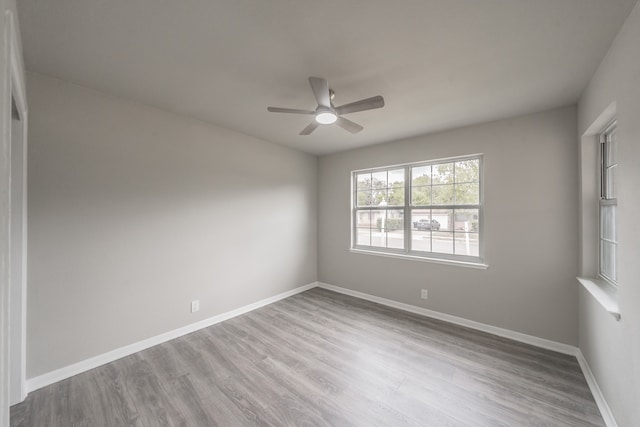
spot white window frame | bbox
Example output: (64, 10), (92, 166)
(351, 154), (484, 266)
(599, 121), (617, 286)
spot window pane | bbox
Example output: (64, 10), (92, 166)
(371, 231), (386, 247)
(356, 210), (372, 228)
(370, 209), (383, 230)
(432, 231), (454, 254)
(357, 191), (374, 207)
(432, 163), (454, 184)
(432, 184), (454, 205)
(412, 230), (431, 252)
(412, 209), (432, 252)
(372, 171), (387, 189)
(411, 185), (431, 205)
(455, 182), (479, 205)
(377, 209), (403, 232)
(412, 209), (433, 228)
(412, 165), (431, 186)
(454, 209), (479, 232)
(372, 190), (387, 206)
(388, 169), (405, 188)
(455, 159), (480, 183)
(601, 240), (617, 282)
(455, 233), (479, 256)
(357, 173), (372, 191)
(356, 228), (371, 246)
(600, 204), (616, 242)
(370, 210), (386, 247)
(411, 231), (431, 252)
(606, 165), (617, 199)
(431, 209), (452, 231)
(355, 210), (372, 246)
(432, 209), (453, 255)
(412, 209), (441, 232)
(371, 230), (386, 247)
(361, 209), (405, 249)
(387, 229), (404, 249)
(606, 130), (617, 166)
(387, 187), (404, 206)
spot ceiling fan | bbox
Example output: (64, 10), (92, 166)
(267, 77), (385, 135)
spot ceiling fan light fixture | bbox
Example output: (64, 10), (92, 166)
(267, 76), (384, 135)
(315, 111), (337, 124)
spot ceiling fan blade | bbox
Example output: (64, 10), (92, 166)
(335, 96), (385, 115)
(308, 77), (331, 108)
(267, 107), (315, 114)
(299, 121), (320, 135)
(336, 117), (364, 134)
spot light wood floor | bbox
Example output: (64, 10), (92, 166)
(11, 288), (604, 426)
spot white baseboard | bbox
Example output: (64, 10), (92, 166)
(317, 282), (577, 355)
(25, 280), (617, 427)
(575, 350), (618, 427)
(25, 282), (317, 394)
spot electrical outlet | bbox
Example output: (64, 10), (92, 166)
(191, 300), (200, 313)
(421, 289), (428, 300)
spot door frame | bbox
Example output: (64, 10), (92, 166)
(5, 7), (28, 405)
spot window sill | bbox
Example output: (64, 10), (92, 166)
(576, 277), (621, 321)
(350, 248), (488, 270)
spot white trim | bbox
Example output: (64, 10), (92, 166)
(351, 152), (485, 174)
(583, 102), (617, 137)
(317, 282), (575, 355)
(576, 277), (620, 320)
(5, 7), (28, 406)
(25, 282), (317, 393)
(575, 350), (618, 427)
(350, 248), (488, 270)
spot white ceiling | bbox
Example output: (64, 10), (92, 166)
(17, 0), (638, 155)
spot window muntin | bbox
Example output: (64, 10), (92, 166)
(599, 122), (617, 285)
(353, 156), (482, 263)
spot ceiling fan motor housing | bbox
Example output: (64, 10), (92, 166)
(267, 77), (384, 135)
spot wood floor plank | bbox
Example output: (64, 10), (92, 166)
(11, 288), (605, 426)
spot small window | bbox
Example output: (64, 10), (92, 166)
(352, 155), (483, 264)
(599, 121), (617, 285)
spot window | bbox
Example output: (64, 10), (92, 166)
(599, 121), (617, 285)
(353, 155), (482, 264)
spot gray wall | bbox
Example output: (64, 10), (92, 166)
(318, 106), (579, 345)
(26, 73), (317, 378)
(577, 2), (640, 425)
